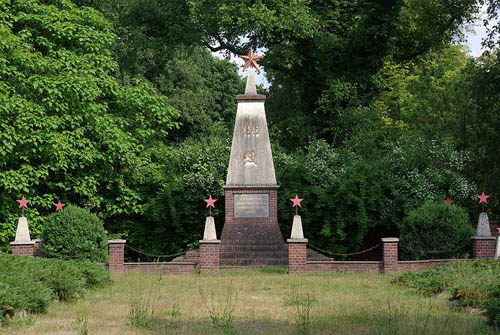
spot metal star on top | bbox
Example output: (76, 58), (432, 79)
(204, 195), (217, 217)
(477, 192), (491, 212)
(53, 200), (65, 211)
(443, 198), (453, 206)
(290, 195), (303, 215)
(239, 48), (263, 72)
(16, 196), (29, 216)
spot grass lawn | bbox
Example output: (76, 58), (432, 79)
(0, 269), (491, 335)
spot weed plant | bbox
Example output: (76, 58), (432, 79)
(200, 283), (238, 334)
(284, 283), (317, 335)
(128, 274), (162, 328)
(72, 304), (89, 335)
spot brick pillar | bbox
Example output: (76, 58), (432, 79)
(288, 239), (308, 274)
(10, 241), (35, 256)
(199, 240), (220, 275)
(382, 238), (399, 274)
(472, 236), (496, 259)
(32, 239), (42, 257)
(108, 239), (126, 273)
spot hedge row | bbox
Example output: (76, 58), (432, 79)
(0, 254), (111, 320)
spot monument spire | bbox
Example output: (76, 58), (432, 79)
(220, 48), (287, 266)
(226, 48), (276, 186)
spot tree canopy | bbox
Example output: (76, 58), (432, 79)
(0, 0), (499, 258)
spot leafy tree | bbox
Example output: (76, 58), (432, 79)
(73, 0), (244, 140)
(190, 0), (479, 146)
(0, 0), (179, 247)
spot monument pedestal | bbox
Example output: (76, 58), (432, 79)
(220, 186), (287, 266)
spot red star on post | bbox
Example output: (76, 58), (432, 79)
(496, 227), (500, 235)
(53, 200), (65, 211)
(16, 196), (29, 216)
(239, 48), (263, 72)
(204, 195), (217, 217)
(290, 195), (303, 215)
(477, 192), (491, 212)
(443, 198), (453, 206)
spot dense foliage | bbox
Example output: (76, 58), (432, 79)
(399, 201), (474, 260)
(41, 205), (108, 262)
(275, 137), (475, 253)
(0, 0), (179, 246)
(0, 253), (111, 320)
(0, 0), (499, 258)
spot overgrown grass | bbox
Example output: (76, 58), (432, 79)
(0, 269), (491, 334)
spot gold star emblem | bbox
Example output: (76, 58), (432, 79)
(239, 48), (263, 72)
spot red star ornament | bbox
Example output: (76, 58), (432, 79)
(290, 195), (303, 215)
(477, 192), (490, 204)
(496, 227), (500, 235)
(477, 192), (491, 212)
(53, 200), (65, 211)
(204, 195), (217, 216)
(16, 196), (29, 216)
(443, 198), (453, 206)
(16, 196), (29, 209)
(239, 48), (263, 72)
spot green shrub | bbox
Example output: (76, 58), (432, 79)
(41, 205), (108, 262)
(0, 253), (111, 321)
(392, 266), (453, 296)
(74, 261), (113, 288)
(399, 201), (474, 260)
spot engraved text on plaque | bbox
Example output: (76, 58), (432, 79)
(234, 194), (269, 218)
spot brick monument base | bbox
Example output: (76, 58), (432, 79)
(220, 186), (287, 266)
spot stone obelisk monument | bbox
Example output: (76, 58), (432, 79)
(220, 49), (287, 266)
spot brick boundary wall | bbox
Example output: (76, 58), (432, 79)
(472, 236), (496, 259)
(396, 259), (470, 272)
(199, 240), (220, 275)
(306, 261), (382, 273)
(288, 239), (308, 274)
(10, 242), (35, 256)
(124, 262), (197, 273)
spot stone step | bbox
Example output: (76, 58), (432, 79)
(221, 239), (285, 245)
(220, 265), (287, 269)
(220, 258), (288, 266)
(220, 251), (288, 259)
(221, 244), (287, 251)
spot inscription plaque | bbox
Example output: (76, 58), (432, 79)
(234, 194), (269, 218)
